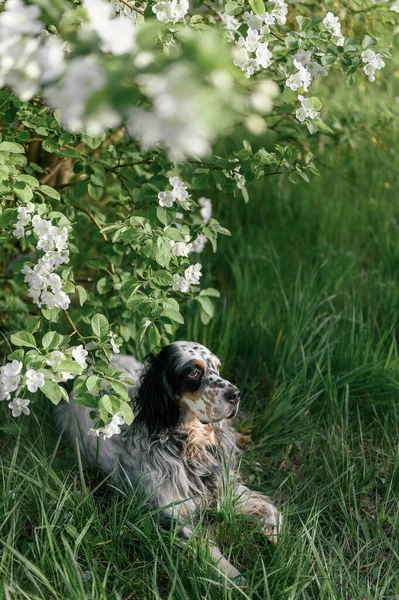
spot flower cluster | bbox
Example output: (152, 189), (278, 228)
(295, 95), (320, 122)
(82, 0), (136, 56)
(0, 360), (43, 416)
(234, 29), (273, 78)
(361, 49), (385, 82)
(292, 49), (329, 81)
(88, 412), (126, 440)
(286, 59), (313, 93)
(158, 176), (190, 208)
(172, 263), (202, 293)
(0, 0), (64, 101)
(128, 64), (215, 159)
(223, 167), (246, 190)
(108, 331), (121, 354)
(46, 56), (119, 137)
(322, 12), (345, 47)
(13, 205), (71, 311)
(152, 0), (189, 24)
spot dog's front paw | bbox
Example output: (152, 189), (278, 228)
(261, 502), (282, 545)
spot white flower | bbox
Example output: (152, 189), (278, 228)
(58, 371), (74, 381)
(17, 207), (31, 226)
(190, 234), (208, 254)
(256, 42), (273, 69)
(295, 94), (320, 122)
(8, 397), (30, 417)
(172, 275), (190, 293)
(152, 0), (189, 23)
(198, 197), (212, 223)
(158, 191), (175, 208)
(1, 360), (23, 377)
(250, 80), (279, 113)
(46, 350), (65, 368)
(323, 11), (345, 46)
(109, 331), (120, 354)
(242, 11), (263, 31)
(13, 225), (25, 239)
(0, 384), (10, 402)
(172, 241), (192, 257)
(361, 49), (385, 83)
(1, 375), (21, 393)
(286, 60), (312, 92)
(72, 345), (88, 369)
(184, 262), (202, 285)
(46, 56), (120, 136)
(25, 202), (35, 213)
(25, 369), (45, 392)
(88, 427), (102, 437)
(391, 1), (399, 13)
(102, 413), (125, 439)
(83, 0), (136, 56)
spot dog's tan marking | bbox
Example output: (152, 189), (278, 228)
(195, 359), (205, 369)
(181, 414), (217, 459)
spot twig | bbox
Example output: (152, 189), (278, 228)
(39, 158), (66, 184)
(118, 0), (145, 16)
(73, 205), (116, 274)
(64, 310), (85, 340)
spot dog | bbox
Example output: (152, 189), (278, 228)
(56, 341), (281, 581)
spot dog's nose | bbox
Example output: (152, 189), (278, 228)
(225, 386), (240, 405)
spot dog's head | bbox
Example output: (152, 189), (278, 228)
(135, 341), (240, 433)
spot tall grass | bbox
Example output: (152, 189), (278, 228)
(2, 76), (399, 597)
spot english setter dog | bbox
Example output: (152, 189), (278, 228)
(56, 341), (281, 582)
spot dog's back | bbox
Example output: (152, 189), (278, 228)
(55, 354), (143, 477)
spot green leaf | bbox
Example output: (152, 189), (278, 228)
(241, 186), (249, 203)
(200, 288), (220, 298)
(225, 1), (241, 15)
(41, 380), (62, 405)
(197, 296), (214, 318)
(14, 181), (33, 203)
(249, 0), (265, 16)
(76, 285), (88, 306)
(152, 270), (174, 287)
(91, 313), (109, 341)
(0, 141), (24, 153)
(86, 375), (103, 393)
(42, 331), (62, 350)
(99, 394), (120, 416)
(0, 208), (17, 227)
(162, 307), (185, 324)
(74, 393), (99, 409)
(109, 380), (129, 400)
(296, 16), (311, 31)
(54, 360), (84, 375)
(310, 97), (322, 112)
(119, 401), (134, 425)
(40, 185), (61, 201)
(10, 331), (37, 348)
(88, 182), (103, 200)
(148, 324), (161, 348)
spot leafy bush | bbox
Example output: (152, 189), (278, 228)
(0, 0), (397, 435)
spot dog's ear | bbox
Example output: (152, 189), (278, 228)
(134, 349), (180, 433)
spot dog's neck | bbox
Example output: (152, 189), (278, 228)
(179, 411), (217, 459)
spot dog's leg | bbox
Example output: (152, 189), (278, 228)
(233, 484), (282, 544)
(159, 497), (243, 584)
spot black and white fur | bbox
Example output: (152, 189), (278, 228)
(56, 341), (281, 581)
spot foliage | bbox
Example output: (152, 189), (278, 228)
(0, 0), (398, 432)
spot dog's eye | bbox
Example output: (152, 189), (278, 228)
(188, 369), (200, 378)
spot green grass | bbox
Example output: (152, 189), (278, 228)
(2, 81), (399, 597)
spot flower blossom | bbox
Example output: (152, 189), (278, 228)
(83, 0), (136, 56)
(152, 0), (189, 23)
(26, 369), (45, 393)
(0, 0), (64, 101)
(88, 412), (126, 440)
(8, 397), (30, 417)
(361, 49), (385, 83)
(323, 12), (345, 46)
(295, 95), (320, 122)
(72, 345), (88, 369)
(158, 176), (190, 207)
(109, 331), (120, 354)
(17, 206), (72, 311)
(286, 59), (312, 92)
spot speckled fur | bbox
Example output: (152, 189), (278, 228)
(55, 341), (281, 582)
